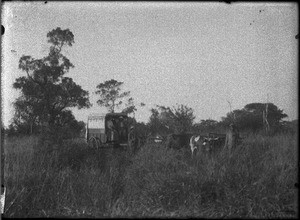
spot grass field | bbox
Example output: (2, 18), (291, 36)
(2, 133), (298, 218)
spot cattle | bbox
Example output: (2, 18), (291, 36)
(146, 133), (164, 144)
(202, 137), (225, 154)
(167, 131), (234, 158)
(189, 134), (226, 158)
(166, 133), (193, 150)
(189, 135), (204, 157)
(154, 135), (163, 143)
(152, 134), (164, 143)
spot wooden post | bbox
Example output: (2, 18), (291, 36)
(263, 103), (270, 134)
(224, 123), (239, 154)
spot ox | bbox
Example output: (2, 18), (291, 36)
(189, 135), (204, 157)
(208, 132), (226, 139)
(146, 133), (164, 144)
(166, 133), (193, 150)
(189, 135), (226, 157)
(203, 137), (225, 153)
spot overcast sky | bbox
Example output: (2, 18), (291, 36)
(1, 2), (298, 127)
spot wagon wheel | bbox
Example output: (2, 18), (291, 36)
(88, 137), (99, 149)
(95, 138), (102, 150)
(99, 138), (104, 148)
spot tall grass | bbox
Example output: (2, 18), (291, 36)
(2, 133), (298, 218)
(115, 134), (298, 218)
(3, 136), (128, 217)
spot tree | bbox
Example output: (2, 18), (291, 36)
(13, 27), (91, 128)
(193, 119), (219, 133)
(148, 104), (195, 134)
(221, 102), (288, 133)
(121, 97), (136, 115)
(121, 97), (146, 117)
(244, 103), (287, 127)
(147, 108), (170, 135)
(53, 110), (85, 139)
(95, 79), (130, 113)
(220, 109), (249, 130)
(11, 95), (42, 135)
(158, 104), (195, 133)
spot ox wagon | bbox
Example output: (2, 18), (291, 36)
(86, 113), (138, 154)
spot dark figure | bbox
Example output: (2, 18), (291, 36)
(107, 119), (117, 142)
(224, 123), (239, 153)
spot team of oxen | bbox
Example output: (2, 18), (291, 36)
(151, 124), (240, 157)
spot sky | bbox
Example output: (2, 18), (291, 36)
(1, 2), (298, 127)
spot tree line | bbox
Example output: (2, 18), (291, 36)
(5, 27), (296, 138)
(139, 102), (295, 139)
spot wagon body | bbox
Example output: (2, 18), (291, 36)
(86, 113), (137, 153)
(86, 114), (106, 146)
(87, 128), (106, 144)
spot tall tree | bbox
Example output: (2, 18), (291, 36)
(121, 97), (146, 116)
(221, 102), (288, 133)
(148, 108), (170, 135)
(158, 104), (195, 133)
(244, 103), (287, 128)
(148, 104), (195, 134)
(53, 110), (86, 139)
(12, 95), (42, 134)
(13, 27), (91, 127)
(95, 79), (130, 113)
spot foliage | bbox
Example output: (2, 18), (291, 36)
(122, 133), (297, 217)
(221, 103), (288, 133)
(193, 119), (219, 133)
(278, 120), (298, 135)
(11, 96), (41, 134)
(147, 104), (195, 135)
(147, 108), (170, 136)
(134, 122), (151, 144)
(121, 98), (136, 115)
(13, 27), (91, 127)
(95, 79), (130, 113)
(244, 103), (288, 127)
(3, 132), (298, 218)
(121, 97), (145, 117)
(53, 111), (85, 139)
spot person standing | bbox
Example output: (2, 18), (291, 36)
(107, 119), (115, 141)
(224, 123), (239, 154)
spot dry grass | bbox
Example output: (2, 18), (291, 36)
(2, 133), (298, 218)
